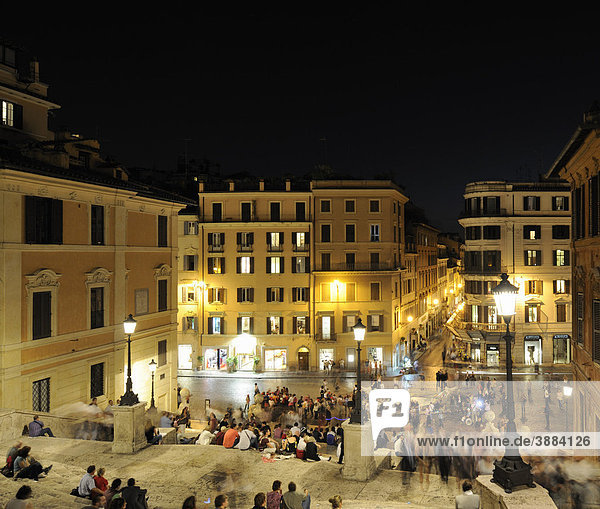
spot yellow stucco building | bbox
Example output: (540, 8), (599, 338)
(0, 41), (191, 413)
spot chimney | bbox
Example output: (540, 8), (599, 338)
(228, 180), (235, 192)
(198, 180), (205, 193)
(285, 179), (291, 192)
(259, 179), (265, 191)
(29, 59), (40, 83)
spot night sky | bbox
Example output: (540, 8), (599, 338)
(6, 9), (600, 232)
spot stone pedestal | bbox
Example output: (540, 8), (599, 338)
(112, 402), (148, 454)
(341, 420), (377, 481)
(475, 475), (555, 508)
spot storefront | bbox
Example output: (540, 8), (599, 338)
(524, 335), (542, 365)
(264, 348), (287, 370)
(319, 348), (335, 370)
(205, 348), (228, 370)
(346, 347), (356, 370)
(553, 334), (570, 364)
(231, 333), (258, 371)
(486, 344), (499, 367)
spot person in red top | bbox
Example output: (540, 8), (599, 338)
(222, 424), (239, 449)
(94, 467), (108, 492)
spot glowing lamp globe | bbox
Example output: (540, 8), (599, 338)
(123, 314), (137, 335)
(491, 273), (518, 318)
(352, 318), (366, 342)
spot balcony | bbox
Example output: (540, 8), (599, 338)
(208, 215), (310, 223)
(459, 208), (508, 219)
(208, 245), (224, 253)
(293, 244), (310, 252)
(267, 244), (284, 253)
(237, 244), (253, 252)
(315, 332), (337, 342)
(316, 262), (396, 272)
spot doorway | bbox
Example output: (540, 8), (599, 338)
(298, 347), (309, 371)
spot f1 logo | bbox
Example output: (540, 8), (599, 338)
(368, 389), (410, 440)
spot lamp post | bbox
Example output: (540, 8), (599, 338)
(149, 359), (157, 409)
(120, 314), (139, 406)
(491, 273), (534, 493)
(350, 318), (366, 424)
(563, 385), (573, 431)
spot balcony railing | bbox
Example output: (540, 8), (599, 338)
(459, 208), (508, 219)
(208, 245), (224, 253)
(316, 262), (396, 272)
(293, 244), (310, 252)
(315, 332), (337, 341)
(267, 245), (284, 252)
(237, 244), (253, 252)
(208, 215), (311, 223)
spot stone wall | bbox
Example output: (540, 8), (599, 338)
(474, 475), (556, 509)
(0, 409), (80, 442)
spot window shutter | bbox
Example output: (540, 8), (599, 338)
(13, 103), (23, 129)
(237, 317), (242, 334)
(535, 197), (540, 210)
(564, 196), (569, 211)
(525, 306), (530, 323)
(552, 197), (557, 210)
(279, 287), (284, 302)
(367, 315), (372, 332)
(305, 316), (310, 334)
(236, 257), (241, 273)
(565, 250), (570, 265)
(343, 315), (348, 332)
(293, 316), (297, 333)
(266, 257), (271, 274)
(280, 232), (284, 244)
(221, 258), (225, 274)
(208, 233), (213, 246)
(208, 288), (214, 303)
(305, 231), (310, 244)
(249, 317), (254, 334)
(219, 233), (225, 245)
(306, 257), (310, 272)
(292, 232), (297, 245)
(280, 257), (285, 273)
(237, 232), (242, 245)
(379, 314), (384, 332)
(51, 199), (63, 244)
(292, 287), (297, 301)
(566, 280), (571, 294)
(267, 288), (272, 302)
(207, 318), (213, 334)
(250, 258), (254, 273)
(237, 288), (242, 302)
(25, 196), (37, 243)
(552, 251), (557, 266)
(537, 251), (542, 265)
(553, 280), (557, 293)
(220, 317), (225, 334)
(292, 257), (297, 273)
(267, 318), (271, 334)
(330, 316), (335, 334)
(249, 288), (254, 302)
(279, 316), (284, 334)
(249, 233), (254, 244)
(523, 197), (528, 210)
(266, 232), (271, 245)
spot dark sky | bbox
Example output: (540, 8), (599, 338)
(5, 9), (600, 232)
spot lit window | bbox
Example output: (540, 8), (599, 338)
(270, 257), (281, 273)
(1, 100), (14, 127)
(268, 316), (281, 334)
(241, 316), (252, 334)
(370, 224), (380, 242)
(240, 256), (252, 273)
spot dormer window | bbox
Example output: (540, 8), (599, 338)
(1, 100), (22, 128)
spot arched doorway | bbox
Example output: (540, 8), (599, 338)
(297, 347), (309, 371)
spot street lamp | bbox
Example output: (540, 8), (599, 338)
(120, 314), (139, 406)
(149, 359), (157, 409)
(491, 273), (534, 493)
(563, 385), (573, 430)
(350, 318), (366, 424)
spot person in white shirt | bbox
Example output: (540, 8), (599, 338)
(290, 423), (300, 437)
(235, 427), (257, 450)
(195, 429), (214, 446)
(455, 481), (480, 509)
(78, 465), (104, 498)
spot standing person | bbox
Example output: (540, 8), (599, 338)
(544, 401), (551, 431)
(282, 482), (310, 509)
(255, 383), (260, 395)
(267, 480), (283, 509)
(243, 394), (251, 417)
(336, 426), (344, 464)
(455, 481), (480, 509)
(442, 347), (447, 366)
(5, 485), (34, 509)
(28, 415), (55, 437)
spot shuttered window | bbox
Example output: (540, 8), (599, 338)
(158, 216), (168, 247)
(90, 287), (104, 329)
(90, 363), (105, 398)
(91, 205), (104, 245)
(25, 196), (63, 244)
(577, 292), (585, 344)
(32, 291), (52, 340)
(593, 300), (600, 363)
(158, 279), (168, 311)
(158, 339), (167, 367)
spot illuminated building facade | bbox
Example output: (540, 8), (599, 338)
(459, 180), (572, 367)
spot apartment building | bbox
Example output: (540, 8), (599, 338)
(458, 180), (572, 367)
(0, 42), (191, 412)
(546, 103), (600, 383)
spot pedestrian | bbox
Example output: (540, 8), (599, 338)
(5, 485), (34, 509)
(442, 347), (446, 366)
(544, 401), (551, 431)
